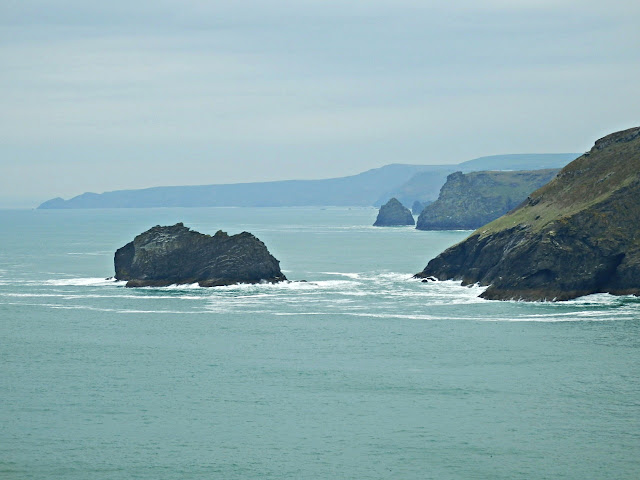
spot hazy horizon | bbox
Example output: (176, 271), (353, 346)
(2, 1), (639, 207)
(13, 153), (580, 209)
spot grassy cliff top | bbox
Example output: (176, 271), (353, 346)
(475, 127), (640, 238)
(444, 169), (560, 199)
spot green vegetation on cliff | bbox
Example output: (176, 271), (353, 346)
(416, 126), (640, 301)
(378, 153), (577, 207)
(416, 169), (559, 230)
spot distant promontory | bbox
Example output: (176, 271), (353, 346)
(37, 154), (578, 209)
(416, 127), (640, 301)
(115, 223), (286, 287)
(416, 169), (559, 230)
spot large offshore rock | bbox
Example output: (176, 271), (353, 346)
(114, 223), (286, 287)
(416, 126), (640, 301)
(416, 169), (559, 230)
(373, 198), (415, 226)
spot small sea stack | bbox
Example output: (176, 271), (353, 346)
(114, 223), (286, 287)
(373, 198), (415, 226)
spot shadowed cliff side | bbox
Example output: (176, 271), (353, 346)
(416, 127), (640, 301)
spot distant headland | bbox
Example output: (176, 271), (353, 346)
(415, 169), (560, 230)
(38, 154), (578, 209)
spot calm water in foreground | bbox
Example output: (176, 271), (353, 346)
(1, 207), (639, 479)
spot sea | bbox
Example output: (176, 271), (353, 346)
(1, 207), (639, 479)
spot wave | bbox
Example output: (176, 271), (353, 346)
(319, 271), (363, 279)
(212, 279), (358, 292)
(0, 292), (206, 301)
(27, 275), (635, 306)
(273, 311), (633, 322)
(43, 277), (124, 287)
(270, 311), (628, 322)
(3, 272), (637, 322)
(2, 301), (204, 315)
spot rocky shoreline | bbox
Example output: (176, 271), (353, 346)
(416, 127), (640, 301)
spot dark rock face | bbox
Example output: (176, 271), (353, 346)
(416, 169), (559, 230)
(114, 223), (286, 287)
(416, 126), (640, 301)
(373, 198), (415, 226)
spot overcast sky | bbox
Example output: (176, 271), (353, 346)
(1, 1), (639, 207)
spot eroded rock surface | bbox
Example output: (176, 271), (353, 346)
(115, 223), (286, 287)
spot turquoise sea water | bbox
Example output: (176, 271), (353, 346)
(1, 207), (639, 479)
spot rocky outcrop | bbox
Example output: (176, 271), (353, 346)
(416, 169), (559, 230)
(114, 223), (286, 287)
(373, 198), (415, 226)
(416, 126), (640, 301)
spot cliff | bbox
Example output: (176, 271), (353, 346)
(416, 169), (559, 230)
(114, 223), (286, 287)
(373, 198), (415, 226)
(416, 126), (640, 301)
(377, 153), (577, 207)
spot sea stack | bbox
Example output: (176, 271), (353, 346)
(415, 126), (640, 301)
(114, 223), (287, 287)
(374, 198), (415, 226)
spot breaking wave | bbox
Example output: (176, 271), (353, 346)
(1, 272), (637, 322)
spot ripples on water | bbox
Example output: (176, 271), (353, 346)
(2, 208), (639, 479)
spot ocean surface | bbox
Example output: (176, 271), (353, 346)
(1, 207), (639, 479)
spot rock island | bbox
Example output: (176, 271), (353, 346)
(373, 198), (415, 226)
(115, 223), (286, 287)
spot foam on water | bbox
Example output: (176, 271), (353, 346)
(2, 271), (638, 323)
(3, 301), (203, 315)
(0, 292), (206, 301)
(319, 271), (363, 279)
(43, 277), (124, 287)
(3, 208), (640, 480)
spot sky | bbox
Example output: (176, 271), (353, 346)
(1, 1), (639, 207)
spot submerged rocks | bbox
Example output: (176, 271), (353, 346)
(114, 223), (286, 287)
(374, 198), (415, 226)
(416, 126), (640, 301)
